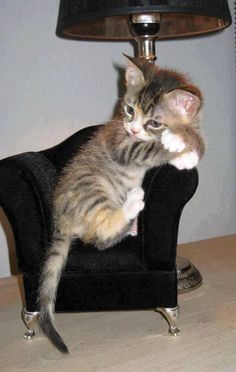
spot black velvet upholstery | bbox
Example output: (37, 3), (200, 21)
(0, 125), (198, 313)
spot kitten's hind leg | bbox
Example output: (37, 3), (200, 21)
(127, 218), (138, 236)
(83, 187), (144, 249)
(123, 187), (144, 222)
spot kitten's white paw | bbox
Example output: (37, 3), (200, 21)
(127, 218), (138, 236)
(170, 150), (199, 170)
(161, 129), (186, 153)
(123, 187), (145, 222)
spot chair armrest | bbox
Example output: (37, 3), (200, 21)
(0, 152), (57, 273)
(141, 165), (199, 271)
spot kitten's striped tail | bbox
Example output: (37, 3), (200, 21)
(37, 235), (71, 353)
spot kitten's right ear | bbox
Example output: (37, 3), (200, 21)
(164, 89), (201, 122)
(123, 54), (145, 88)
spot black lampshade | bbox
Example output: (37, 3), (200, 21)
(56, 0), (232, 40)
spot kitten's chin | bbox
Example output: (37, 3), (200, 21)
(128, 133), (142, 142)
(130, 133), (152, 142)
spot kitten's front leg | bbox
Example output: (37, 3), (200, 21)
(170, 151), (199, 170)
(161, 129), (203, 170)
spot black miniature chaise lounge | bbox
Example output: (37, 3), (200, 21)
(0, 124), (198, 341)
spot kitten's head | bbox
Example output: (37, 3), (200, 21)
(123, 56), (202, 142)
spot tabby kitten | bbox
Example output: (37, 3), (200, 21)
(37, 56), (205, 353)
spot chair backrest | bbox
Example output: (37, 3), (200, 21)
(41, 125), (101, 172)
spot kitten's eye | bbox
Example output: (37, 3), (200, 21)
(146, 120), (163, 129)
(124, 105), (134, 118)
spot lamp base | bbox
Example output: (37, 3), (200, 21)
(177, 256), (202, 293)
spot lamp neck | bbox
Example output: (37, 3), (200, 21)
(130, 13), (160, 64)
(135, 36), (157, 63)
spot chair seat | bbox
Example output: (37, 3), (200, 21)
(65, 235), (145, 274)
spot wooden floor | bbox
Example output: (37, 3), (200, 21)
(0, 235), (236, 372)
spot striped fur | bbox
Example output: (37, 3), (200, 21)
(38, 235), (70, 353)
(37, 57), (205, 353)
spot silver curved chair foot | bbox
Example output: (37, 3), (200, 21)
(155, 305), (180, 336)
(22, 307), (40, 340)
(24, 329), (35, 339)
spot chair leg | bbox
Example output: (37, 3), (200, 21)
(155, 305), (181, 336)
(22, 307), (40, 339)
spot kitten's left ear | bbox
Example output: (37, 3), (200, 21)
(124, 54), (145, 88)
(164, 89), (201, 121)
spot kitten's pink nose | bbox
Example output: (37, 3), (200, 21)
(131, 127), (140, 135)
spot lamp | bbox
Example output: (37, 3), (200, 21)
(56, 0), (231, 62)
(55, 0), (232, 292)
